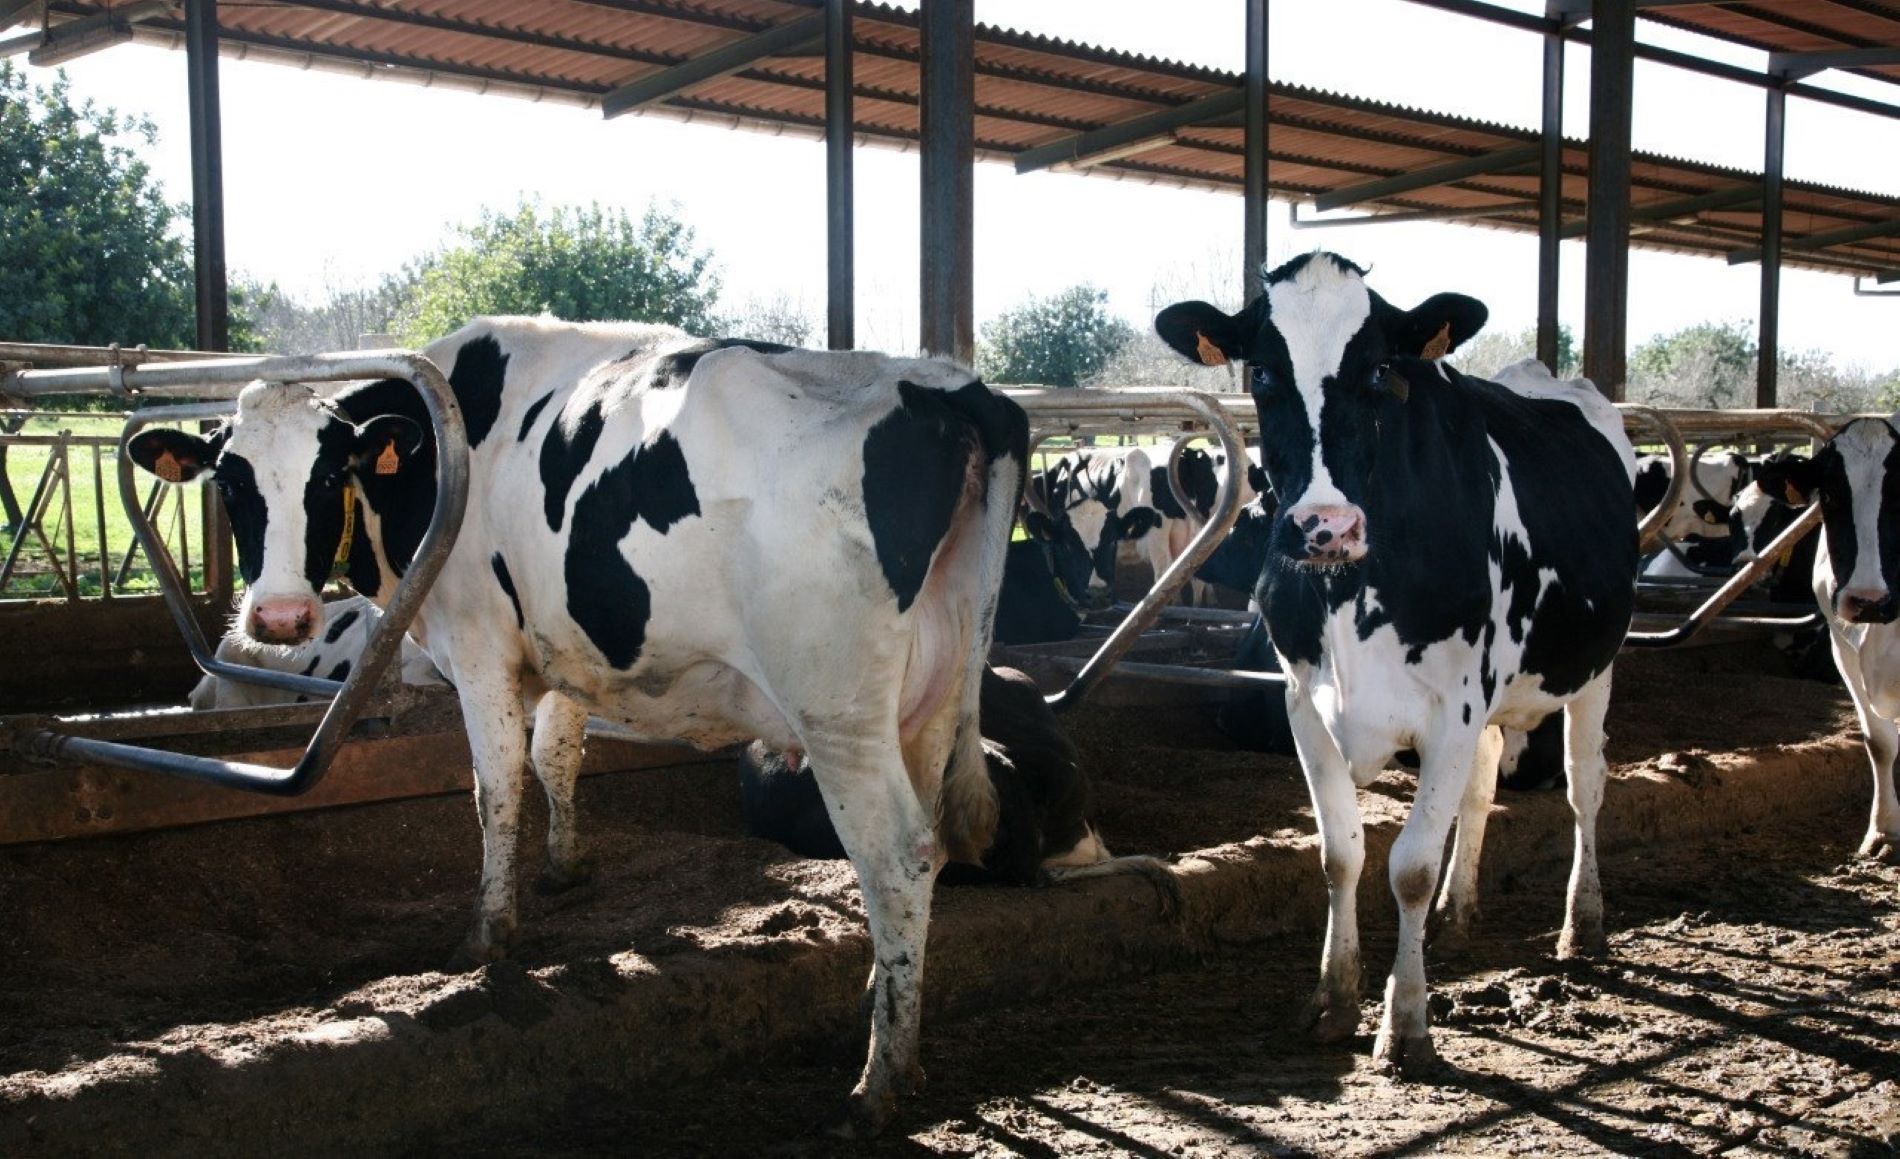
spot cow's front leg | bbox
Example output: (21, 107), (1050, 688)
(1855, 707), (1900, 863)
(807, 733), (942, 1137)
(1558, 671), (1613, 958)
(1374, 717), (1482, 1076)
(460, 671), (530, 963)
(1431, 724), (1505, 956)
(530, 692), (594, 893)
(1287, 691), (1365, 1044)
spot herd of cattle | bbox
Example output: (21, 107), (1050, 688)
(129, 251), (1900, 1131)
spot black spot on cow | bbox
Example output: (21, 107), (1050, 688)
(861, 382), (1028, 613)
(326, 660), (352, 683)
(517, 391), (555, 443)
(1150, 449), (1219, 522)
(449, 335), (509, 449)
(564, 432), (701, 668)
(213, 452), (268, 586)
(298, 656), (321, 677)
(539, 400), (607, 533)
(646, 337), (799, 390)
(323, 608), (361, 644)
(492, 552), (524, 629)
(337, 377), (438, 581)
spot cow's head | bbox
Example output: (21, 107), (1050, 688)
(1154, 252), (1485, 567)
(1035, 453), (1160, 594)
(1754, 422), (1900, 625)
(127, 382), (422, 645)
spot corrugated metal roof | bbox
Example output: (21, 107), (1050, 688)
(1642, 0), (1900, 87)
(36, 0), (1900, 278)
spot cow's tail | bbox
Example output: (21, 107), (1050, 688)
(897, 384), (1029, 866)
(1042, 826), (1183, 920)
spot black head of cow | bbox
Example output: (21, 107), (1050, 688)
(1154, 252), (1486, 569)
(1754, 421), (1900, 625)
(127, 382), (423, 645)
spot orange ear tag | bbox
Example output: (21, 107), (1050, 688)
(375, 441), (401, 476)
(1421, 322), (1453, 361)
(1195, 331), (1229, 367)
(154, 450), (184, 483)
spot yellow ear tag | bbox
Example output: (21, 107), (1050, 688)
(375, 441), (401, 476)
(1195, 331), (1229, 367)
(1421, 322), (1453, 361)
(154, 449), (184, 483)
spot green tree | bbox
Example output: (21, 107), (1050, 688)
(393, 200), (721, 344)
(0, 63), (195, 347)
(1628, 320), (1757, 409)
(1456, 323), (1580, 381)
(977, 285), (1135, 387)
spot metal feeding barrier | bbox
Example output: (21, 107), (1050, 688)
(0, 348), (470, 795)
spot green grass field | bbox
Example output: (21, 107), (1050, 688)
(0, 413), (206, 599)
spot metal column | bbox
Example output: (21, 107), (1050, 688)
(1242, 0), (1268, 304)
(825, 0), (854, 350)
(185, 0), (233, 601)
(1537, 12), (1566, 372)
(1757, 80), (1785, 408)
(919, 0), (974, 363)
(1582, 0), (1634, 400)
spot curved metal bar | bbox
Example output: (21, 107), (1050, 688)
(1002, 389), (1249, 714)
(1625, 503), (1823, 648)
(1164, 433), (1202, 519)
(8, 351), (469, 796)
(1618, 404), (1688, 555)
(1021, 431), (1056, 519)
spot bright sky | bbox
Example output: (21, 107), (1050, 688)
(23, 0), (1900, 368)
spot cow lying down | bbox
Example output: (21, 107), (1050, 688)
(739, 666), (1179, 908)
(189, 595), (446, 709)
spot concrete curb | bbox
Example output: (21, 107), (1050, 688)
(0, 736), (1869, 1155)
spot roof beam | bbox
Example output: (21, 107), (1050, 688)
(601, 10), (824, 119)
(1769, 46), (1900, 81)
(1014, 89), (1244, 174)
(0, 1), (39, 30)
(1312, 143), (1540, 212)
(1728, 217), (1900, 265)
(1291, 201), (1531, 229)
(1550, 0), (1743, 12)
(1559, 183), (1760, 239)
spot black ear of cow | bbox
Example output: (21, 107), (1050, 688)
(1022, 509), (1057, 541)
(353, 414), (425, 473)
(127, 427), (222, 484)
(1753, 451), (1818, 507)
(1120, 507), (1163, 539)
(1246, 463), (1270, 499)
(1155, 300), (1244, 367)
(1395, 292), (1488, 359)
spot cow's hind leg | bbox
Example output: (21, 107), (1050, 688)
(458, 669), (530, 963)
(1557, 670), (1613, 959)
(1431, 724), (1504, 956)
(1288, 692), (1366, 1044)
(530, 692), (594, 893)
(805, 732), (941, 1137)
(1852, 706), (1900, 862)
(1374, 717), (1483, 1076)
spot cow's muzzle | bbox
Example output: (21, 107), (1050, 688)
(247, 595), (325, 645)
(1286, 503), (1367, 566)
(1839, 587), (1898, 625)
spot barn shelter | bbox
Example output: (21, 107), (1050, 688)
(4, 0), (1897, 404)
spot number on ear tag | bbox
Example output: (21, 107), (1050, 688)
(375, 441), (401, 476)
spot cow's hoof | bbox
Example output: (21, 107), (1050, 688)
(825, 1089), (895, 1139)
(448, 938), (509, 972)
(1299, 989), (1361, 1044)
(1373, 1028), (1441, 1078)
(535, 856), (597, 895)
(1857, 833), (1899, 864)
(1556, 924), (1608, 961)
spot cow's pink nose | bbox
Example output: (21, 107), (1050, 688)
(248, 597), (321, 644)
(1289, 503), (1367, 563)
(1839, 587), (1893, 624)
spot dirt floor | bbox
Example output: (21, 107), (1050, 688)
(0, 645), (1894, 1155)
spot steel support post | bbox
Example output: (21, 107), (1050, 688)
(186, 0), (233, 601)
(1582, 0), (1634, 399)
(919, 0), (974, 363)
(1242, 0), (1268, 305)
(825, 0), (854, 350)
(1538, 16), (1566, 371)
(1757, 80), (1785, 408)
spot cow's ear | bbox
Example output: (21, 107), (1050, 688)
(1120, 507), (1163, 539)
(1155, 300), (1244, 367)
(1023, 510), (1056, 541)
(127, 428), (222, 484)
(1246, 463), (1270, 498)
(1394, 292), (1488, 359)
(1754, 452), (1817, 506)
(353, 415), (424, 476)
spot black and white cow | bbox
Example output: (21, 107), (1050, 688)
(1157, 258), (1636, 1073)
(129, 318), (1028, 1132)
(1752, 423), (1900, 861)
(738, 665), (1178, 904)
(1635, 451), (1751, 577)
(1031, 447), (1161, 600)
(188, 595), (445, 709)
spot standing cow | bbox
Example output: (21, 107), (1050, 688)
(1753, 422), (1900, 861)
(129, 318), (1028, 1133)
(1155, 254), (1636, 1072)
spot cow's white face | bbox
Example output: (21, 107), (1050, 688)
(128, 382), (420, 645)
(1154, 252), (1487, 569)
(1767, 418), (1900, 624)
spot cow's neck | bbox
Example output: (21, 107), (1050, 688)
(337, 377), (440, 605)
